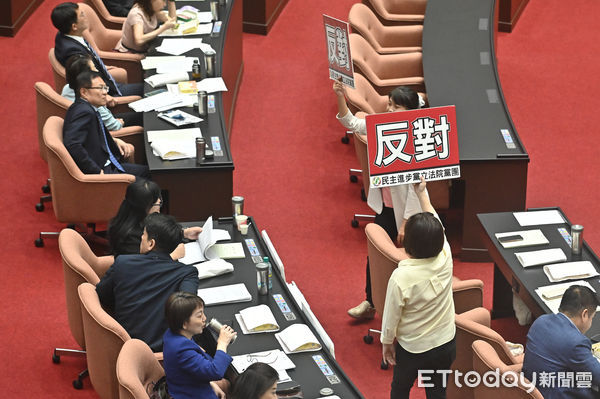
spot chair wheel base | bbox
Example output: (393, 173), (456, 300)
(381, 359), (388, 370)
(73, 379), (83, 390)
(35, 238), (44, 248)
(52, 353), (60, 364)
(351, 219), (359, 228)
(350, 175), (358, 183)
(341, 136), (349, 144)
(35, 203), (44, 212)
(42, 184), (51, 193)
(363, 335), (373, 344)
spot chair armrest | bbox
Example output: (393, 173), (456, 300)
(452, 278), (484, 313)
(96, 255), (115, 279)
(457, 307), (491, 327)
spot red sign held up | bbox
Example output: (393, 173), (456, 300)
(366, 105), (460, 188)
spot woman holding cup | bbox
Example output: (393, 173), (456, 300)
(163, 292), (236, 399)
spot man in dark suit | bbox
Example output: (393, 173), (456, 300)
(523, 285), (600, 398)
(51, 2), (143, 97)
(96, 213), (200, 351)
(63, 70), (149, 177)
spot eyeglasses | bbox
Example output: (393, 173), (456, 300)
(87, 85), (109, 93)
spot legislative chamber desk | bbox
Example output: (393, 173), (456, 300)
(143, 0), (243, 221)
(477, 208), (600, 337)
(183, 218), (365, 398)
(423, 0), (529, 261)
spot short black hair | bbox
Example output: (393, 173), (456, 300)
(75, 70), (102, 98)
(51, 2), (79, 34)
(165, 292), (204, 333)
(230, 362), (279, 399)
(559, 285), (600, 317)
(388, 86), (420, 110)
(65, 54), (93, 91)
(142, 213), (183, 254)
(403, 212), (444, 258)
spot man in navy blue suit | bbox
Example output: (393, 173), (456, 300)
(63, 70), (149, 177)
(523, 285), (600, 398)
(51, 2), (143, 97)
(96, 213), (200, 351)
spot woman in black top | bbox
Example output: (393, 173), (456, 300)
(108, 180), (202, 256)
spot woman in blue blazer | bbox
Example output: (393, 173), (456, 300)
(163, 292), (236, 399)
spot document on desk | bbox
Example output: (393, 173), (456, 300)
(193, 258), (234, 280)
(141, 56), (186, 70)
(515, 248), (567, 268)
(147, 128), (201, 160)
(513, 210), (566, 226)
(159, 22), (213, 37)
(129, 92), (183, 112)
(180, 216), (231, 264)
(235, 304), (280, 334)
(156, 57), (200, 74)
(198, 283), (252, 306)
(156, 38), (204, 56)
(495, 229), (549, 249)
(145, 71), (189, 88)
(196, 78), (228, 93)
(232, 349), (295, 374)
(535, 280), (596, 313)
(543, 261), (599, 283)
(275, 324), (322, 354)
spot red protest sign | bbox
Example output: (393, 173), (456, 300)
(323, 15), (355, 88)
(366, 105), (460, 188)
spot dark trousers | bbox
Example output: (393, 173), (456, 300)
(104, 162), (150, 179)
(391, 338), (456, 399)
(116, 82), (144, 97)
(116, 111), (143, 127)
(365, 206), (397, 305)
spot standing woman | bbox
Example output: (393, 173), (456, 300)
(163, 292), (236, 399)
(333, 80), (423, 319)
(116, 0), (176, 53)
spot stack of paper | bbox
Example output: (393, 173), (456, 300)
(235, 304), (280, 334)
(157, 110), (202, 127)
(197, 283), (251, 306)
(144, 71), (189, 88)
(156, 57), (200, 74)
(495, 229), (549, 249)
(156, 38), (204, 56)
(128, 92), (183, 112)
(515, 248), (566, 268)
(180, 216), (245, 264)
(147, 127), (201, 160)
(231, 349), (295, 374)
(194, 258), (234, 280)
(513, 210), (566, 226)
(275, 324), (322, 354)
(534, 280), (595, 313)
(141, 56), (186, 70)
(196, 78), (228, 93)
(543, 261), (599, 282)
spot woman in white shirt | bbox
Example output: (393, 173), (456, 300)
(116, 0), (176, 53)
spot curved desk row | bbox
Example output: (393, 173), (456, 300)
(143, 0), (243, 221)
(423, 0), (529, 261)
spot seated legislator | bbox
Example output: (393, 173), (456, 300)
(96, 213), (200, 351)
(163, 292), (236, 399)
(332, 79), (423, 320)
(51, 2), (143, 97)
(103, 0), (135, 17)
(63, 70), (149, 177)
(380, 177), (456, 399)
(116, 0), (176, 53)
(62, 54), (142, 131)
(230, 362), (279, 399)
(523, 285), (600, 398)
(108, 179), (202, 256)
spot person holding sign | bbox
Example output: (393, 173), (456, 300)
(333, 79), (423, 319)
(380, 177), (456, 399)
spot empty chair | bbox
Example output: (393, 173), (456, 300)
(349, 33), (424, 94)
(450, 307), (524, 399)
(349, 3), (422, 54)
(364, 0), (427, 23)
(36, 116), (134, 247)
(79, 282), (131, 399)
(472, 340), (542, 399)
(79, 3), (144, 83)
(117, 339), (165, 399)
(83, 0), (126, 30)
(54, 228), (114, 389)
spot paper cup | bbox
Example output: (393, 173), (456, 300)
(235, 215), (248, 230)
(240, 224), (249, 235)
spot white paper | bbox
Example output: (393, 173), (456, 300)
(236, 304), (279, 334)
(535, 280), (596, 313)
(156, 57), (200, 74)
(141, 56), (186, 70)
(144, 71), (189, 87)
(495, 229), (549, 249)
(513, 210), (566, 226)
(156, 38), (204, 56)
(194, 258), (234, 280)
(197, 283), (252, 306)
(151, 138), (195, 160)
(196, 77), (228, 93)
(196, 11), (213, 23)
(205, 243), (245, 259)
(180, 217), (232, 264)
(275, 324), (321, 354)
(157, 110), (202, 126)
(198, 43), (216, 53)
(129, 92), (184, 112)
(147, 128), (202, 143)
(543, 261), (599, 282)
(515, 248), (567, 267)
(231, 350), (295, 374)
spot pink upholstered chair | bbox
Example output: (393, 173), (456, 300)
(349, 33), (424, 94)
(79, 3), (145, 83)
(349, 3), (422, 54)
(117, 339), (165, 399)
(364, 0), (427, 23)
(472, 340), (543, 399)
(83, 0), (126, 30)
(450, 307), (524, 399)
(53, 228), (114, 389)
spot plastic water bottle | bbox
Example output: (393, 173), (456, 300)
(263, 256), (272, 290)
